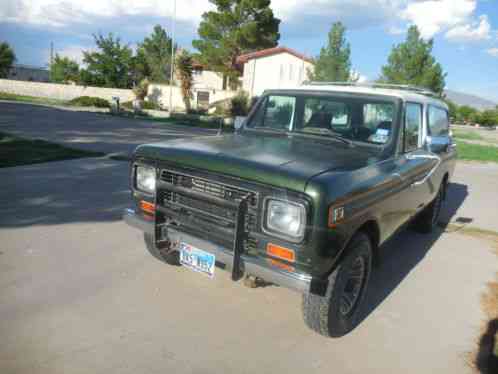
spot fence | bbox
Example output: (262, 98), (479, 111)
(0, 79), (236, 112)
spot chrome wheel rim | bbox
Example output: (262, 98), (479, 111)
(339, 256), (366, 316)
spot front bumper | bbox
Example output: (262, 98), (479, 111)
(123, 208), (314, 294)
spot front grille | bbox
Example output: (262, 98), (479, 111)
(158, 168), (259, 250)
(160, 170), (258, 207)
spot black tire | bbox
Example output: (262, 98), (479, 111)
(144, 233), (180, 265)
(413, 183), (444, 234)
(302, 232), (373, 337)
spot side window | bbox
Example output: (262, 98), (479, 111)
(428, 106), (449, 136)
(405, 103), (422, 152)
(248, 95), (296, 130)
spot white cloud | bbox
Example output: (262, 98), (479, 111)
(56, 45), (87, 64)
(387, 25), (406, 35)
(1, 0), (495, 46)
(401, 0), (477, 39)
(0, 0), (213, 28)
(486, 48), (498, 57)
(445, 15), (491, 42)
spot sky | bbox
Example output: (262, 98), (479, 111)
(1, 0), (497, 102)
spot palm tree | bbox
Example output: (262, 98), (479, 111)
(175, 51), (194, 112)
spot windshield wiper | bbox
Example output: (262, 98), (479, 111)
(295, 129), (354, 147)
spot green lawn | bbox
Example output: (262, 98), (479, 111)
(452, 129), (485, 141)
(0, 132), (104, 168)
(0, 91), (68, 106)
(457, 141), (498, 163)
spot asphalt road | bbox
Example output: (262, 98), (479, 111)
(0, 102), (215, 156)
(1, 104), (497, 373)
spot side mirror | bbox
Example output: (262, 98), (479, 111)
(234, 116), (247, 131)
(425, 135), (450, 153)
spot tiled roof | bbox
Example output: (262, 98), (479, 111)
(236, 46), (313, 65)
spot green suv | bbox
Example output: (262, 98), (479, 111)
(123, 83), (456, 337)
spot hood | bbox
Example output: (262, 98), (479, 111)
(134, 132), (378, 191)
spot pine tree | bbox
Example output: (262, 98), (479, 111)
(310, 22), (354, 82)
(192, 0), (280, 83)
(380, 25), (446, 95)
(136, 25), (176, 84)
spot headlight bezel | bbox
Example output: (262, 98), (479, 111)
(134, 164), (157, 195)
(262, 197), (307, 243)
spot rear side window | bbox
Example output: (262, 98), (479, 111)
(428, 106), (449, 136)
(405, 103), (422, 152)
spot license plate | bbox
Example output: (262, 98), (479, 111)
(179, 242), (216, 278)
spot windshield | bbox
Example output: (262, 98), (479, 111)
(246, 94), (398, 145)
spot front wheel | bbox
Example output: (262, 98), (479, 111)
(413, 183), (444, 233)
(302, 232), (372, 337)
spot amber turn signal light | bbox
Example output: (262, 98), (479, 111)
(267, 243), (295, 263)
(140, 200), (155, 215)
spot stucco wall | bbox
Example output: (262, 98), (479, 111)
(0, 79), (134, 102)
(192, 70), (224, 91)
(0, 79), (236, 111)
(241, 52), (314, 97)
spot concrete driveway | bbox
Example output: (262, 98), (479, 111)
(0, 102), (216, 156)
(1, 104), (497, 373)
(1, 158), (497, 373)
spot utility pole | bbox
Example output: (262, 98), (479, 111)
(169, 0), (176, 114)
(49, 42), (54, 82)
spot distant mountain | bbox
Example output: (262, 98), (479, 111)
(444, 89), (497, 111)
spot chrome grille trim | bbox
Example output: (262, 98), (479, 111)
(160, 169), (259, 207)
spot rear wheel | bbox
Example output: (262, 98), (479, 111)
(144, 233), (180, 265)
(302, 232), (372, 337)
(414, 182), (444, 233)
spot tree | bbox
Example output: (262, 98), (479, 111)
(50, 54), (80, 83)
(135, 25), (176, 84)
(458, 105), (478, 122)
(309, 22), (354, 82)
(0, 42), (16, 78)
(380, 25), (446, 95)
(193, 0), (280, 83)
(81, 33), (133, 88)
(444, 99), (458, 120)
(175, 51), (194, 111)
(479, 109), (498, 127)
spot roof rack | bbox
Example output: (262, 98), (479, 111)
(301, 81), (439, 98)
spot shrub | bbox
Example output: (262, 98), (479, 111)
(132, 78), (150, 101)
(230, 91), (249, 117)
(121, 100), (158, 110)
(68, 96), (110, 108)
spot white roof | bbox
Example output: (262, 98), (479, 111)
(288, 83), (448, 109)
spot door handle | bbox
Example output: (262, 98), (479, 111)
(406, 154), (442, 187)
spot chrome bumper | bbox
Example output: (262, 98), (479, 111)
(122, 208), (313, 294)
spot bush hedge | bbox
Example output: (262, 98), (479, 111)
(68, 96), (110, 108)
(121, 100), (159, 110)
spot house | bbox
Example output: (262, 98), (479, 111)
(7, 64), (50, 82)
(236, 46), (314, 97)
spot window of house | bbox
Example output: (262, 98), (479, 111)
(428, 105), (449, 136)
(405, 103), (423, 152)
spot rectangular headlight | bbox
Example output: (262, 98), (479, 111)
(135, 165), (156, 194)
(265, 199), (306, 241)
